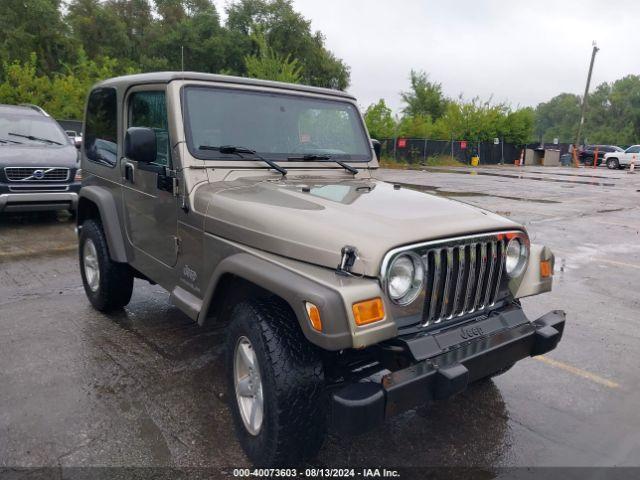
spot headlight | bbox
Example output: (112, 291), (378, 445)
(505, 237), (528, 278)
(387, 252), (424, 305)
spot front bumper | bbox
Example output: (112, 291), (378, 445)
(331, 308), (565, 435)
(0, 191), (79, 213)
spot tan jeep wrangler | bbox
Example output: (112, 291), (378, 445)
(76, 72), (565, 466)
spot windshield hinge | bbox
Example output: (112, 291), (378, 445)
(174, 236), (181, 254)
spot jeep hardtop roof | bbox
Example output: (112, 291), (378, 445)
(95, 71), (355, 100)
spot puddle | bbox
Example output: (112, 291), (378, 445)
(526, 169), (613, 180)
(396, 182), (560, 204)
(421, 168), (616, 187)
(596, 208), (625, 213)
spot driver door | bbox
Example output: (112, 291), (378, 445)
(121, 87), (178, 267)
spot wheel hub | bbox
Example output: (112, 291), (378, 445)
(234, 336), (264, 435)
(83, 239), (100, 292)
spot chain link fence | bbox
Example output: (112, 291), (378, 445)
(379, 138), (572, 165)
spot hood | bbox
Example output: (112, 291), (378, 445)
(198, 176), (521, 277)
(0, 144), (78, 168)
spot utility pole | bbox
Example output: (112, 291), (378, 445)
(574, 42), (599, 155)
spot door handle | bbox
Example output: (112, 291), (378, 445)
(124, 162), (135, 183)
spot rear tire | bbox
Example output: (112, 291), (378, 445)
(79, 219), (134, 312)
(607, 158), (620, 169)
(584, 156), (594, 166)
(225, 299), (327, 466)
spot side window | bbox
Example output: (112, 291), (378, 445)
(627, 146), (640, 154)
(84, 88), (118, 167)
(129, 91), (170, 167)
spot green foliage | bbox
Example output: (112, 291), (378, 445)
(534, 93), (581, 143)
(226, 0), (349, 89)
(0, 0), (350, 120)
(244, 30), (302, 83)
(535, 75), (640, 145)
(400, 70), (448, 120)
(364, 99), (396, 139)
(396, 114), (433, 138)
(429, 99), (534, 144)
(0, 52), (136, 119)
(0, 0), (76, 74)
(366, 75), (535, 144)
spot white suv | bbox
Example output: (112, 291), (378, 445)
(604, 145), (640, 169)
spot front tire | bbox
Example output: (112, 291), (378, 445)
(607, 158), (620, 169)
(225, 299), (327, 466)
(79, 219), (134, 312)
(583, 156), (594, 166)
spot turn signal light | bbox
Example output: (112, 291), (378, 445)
(74, 169), (83, 182)
(540, 260), (552, 278)
(305, 302), (322, 332)
(352, 298), (385, 326)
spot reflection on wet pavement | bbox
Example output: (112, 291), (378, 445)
(421, 167), (616, 187)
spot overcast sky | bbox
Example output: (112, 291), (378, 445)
(279, 0), (640, 114)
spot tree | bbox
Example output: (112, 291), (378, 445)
(535, 76), (640, 145)
(147, 0), (228, 72)
(226, 0), (350, 89)
(0, 52), (136, 119)
(400, 70), (448, 120)
(0, 0), (75, 74)
(244, 31), (302, 83)
(534, 93), (581, 143)
(364, 100), (396, 139)
(66, 0), (132, 61)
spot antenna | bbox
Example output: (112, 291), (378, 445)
(179, 45), (188, 212)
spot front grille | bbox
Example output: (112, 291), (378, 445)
(9, 185), (69, 192)
(421, 238), (506, 326)
(4, 167), (69, 182)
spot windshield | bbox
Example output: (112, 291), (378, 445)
(184, 86), (371, 162)
(0, 111), (68, 145)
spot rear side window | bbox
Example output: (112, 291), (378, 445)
(84, 88), (118, 167)
(128, 91), (171, 167)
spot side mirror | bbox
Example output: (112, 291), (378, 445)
(371, 139), (382, 160)
(74, 138), (82, 149)
(125, 127), (156, 164)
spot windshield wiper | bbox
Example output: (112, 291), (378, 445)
(8, 132), (63, 145)
(0, 137), (23, 144)
(288, 154), (358, 175)
(199, 145), (287, 176)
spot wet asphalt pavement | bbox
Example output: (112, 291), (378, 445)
(1, 165), (640, 472)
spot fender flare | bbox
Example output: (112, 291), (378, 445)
(78, 186), (129, 263)
(199, 253), (353, 350)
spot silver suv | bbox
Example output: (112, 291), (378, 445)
(76, 72), (565, 466)
(0, 104), (80, 214)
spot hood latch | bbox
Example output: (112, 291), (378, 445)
(336, 245), (360, 277)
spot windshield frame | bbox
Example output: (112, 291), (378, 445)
(181, 85), (373, 164)
(0, 110), (70, 147)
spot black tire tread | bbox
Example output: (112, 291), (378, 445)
(226, 299), (326, 466)
(79, 219), (133, 311)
